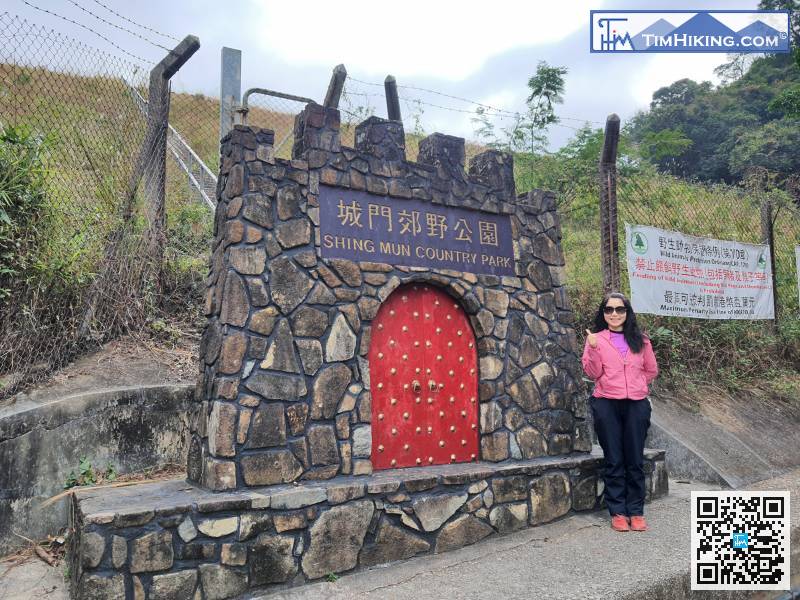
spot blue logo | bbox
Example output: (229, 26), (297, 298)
(591, 11), (791, 53)
(732, 532), (748, 549)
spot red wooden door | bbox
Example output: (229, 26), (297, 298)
(370, 285), (479, 469)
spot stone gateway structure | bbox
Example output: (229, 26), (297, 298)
(187, 106), (593, 489)
(68, 88), (667, 599)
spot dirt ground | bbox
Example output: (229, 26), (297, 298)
(1, 332), (199, 409)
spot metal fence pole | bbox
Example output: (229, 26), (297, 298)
(600, 113), (621, 294)
(384, 75), (401, 121)
(220, 47), (242, 139)
(78, 36), (199, 338)
(760, 198), (780, 325)
(324, 64), (347, 108)
(142, 36), (200, 300)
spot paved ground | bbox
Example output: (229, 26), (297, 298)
(0, 556), (67, 600)
(249, 479), (709, 600)
(2, 473), (797, 600)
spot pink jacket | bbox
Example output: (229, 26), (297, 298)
(581, 329), (658, 400)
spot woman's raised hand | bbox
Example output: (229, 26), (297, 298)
(585, 329), (598, 349)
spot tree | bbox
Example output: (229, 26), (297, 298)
(768, 84), (800, 116)
(649, 78), (713, 111)
(472, 61), (567, 154)
(526, 62), (568, 131)
(758, 0), (800, 68)
(629, 51), (800, 183)
(728, 119), (800, 183)
(714, 54), (758, 85)
(639, 129), (693, 165)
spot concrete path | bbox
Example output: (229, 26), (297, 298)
(0, 557), (67, 600)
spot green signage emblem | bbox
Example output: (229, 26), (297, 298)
(631, 231), (648, 255)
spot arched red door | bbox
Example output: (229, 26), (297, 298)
(369, 285), (479, 469)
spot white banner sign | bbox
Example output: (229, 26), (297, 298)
(625, 224), (774, 320)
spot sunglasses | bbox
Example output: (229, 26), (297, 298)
(603, 306), (628, 315)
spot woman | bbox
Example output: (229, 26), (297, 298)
(582, 292), (658, 532)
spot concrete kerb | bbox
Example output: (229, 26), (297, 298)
(647, 420), (729, 488)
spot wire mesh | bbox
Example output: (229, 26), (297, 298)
(0, 12), (212, 398)
(244, 92), (308, 160)
(168, 89), (220, 173)
(2, 12), (797, 402)
(162, 89), (216, 317)
(772, 199), (800, 317)
(339, 76), (491, 164)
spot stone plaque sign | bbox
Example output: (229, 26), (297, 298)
(319, 185), (515, 276)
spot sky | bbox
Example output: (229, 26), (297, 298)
(8, 0), (762, 149)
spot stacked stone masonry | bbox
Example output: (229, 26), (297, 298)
(71, 450), (669, 598)
(188, 105), (589, 491)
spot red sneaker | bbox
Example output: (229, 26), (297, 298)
(611, 514), (630, 532)
(630, 516), (648, 531)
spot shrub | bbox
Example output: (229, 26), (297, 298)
(0, 124), (48, 298)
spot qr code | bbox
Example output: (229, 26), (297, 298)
(691, 491), (790, 590)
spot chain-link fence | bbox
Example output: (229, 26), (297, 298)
(2, 17), (797, 400)
(235, 73), (800, 329)
(244, 91), (309, 161)
(0, 12), (216, 398)
(0, 12), (150, 397)
(615, 171), (800, 319)
(162, 88), (216, 316)
(236, 75), (496, 165)
(773, 199), (800, 317)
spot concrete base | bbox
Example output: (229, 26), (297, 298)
(69, 447), (667, 599)
(0, 384), (196, 556)
(648, 391), (800, 488)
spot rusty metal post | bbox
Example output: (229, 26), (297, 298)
(324, 64), (347, 108)
(760, 198), (780, 325)
(384, 75), (402, 121)
(142, 35), (200, 300)
(600, 113), (621, 294)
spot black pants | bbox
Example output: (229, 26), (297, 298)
(590, 397), (652, 516)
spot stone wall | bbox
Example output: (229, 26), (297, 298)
(70, 449), (668, 599)
(189, 106), (587, 491)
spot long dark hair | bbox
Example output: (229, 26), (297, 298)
(591, 292), (645, 353)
